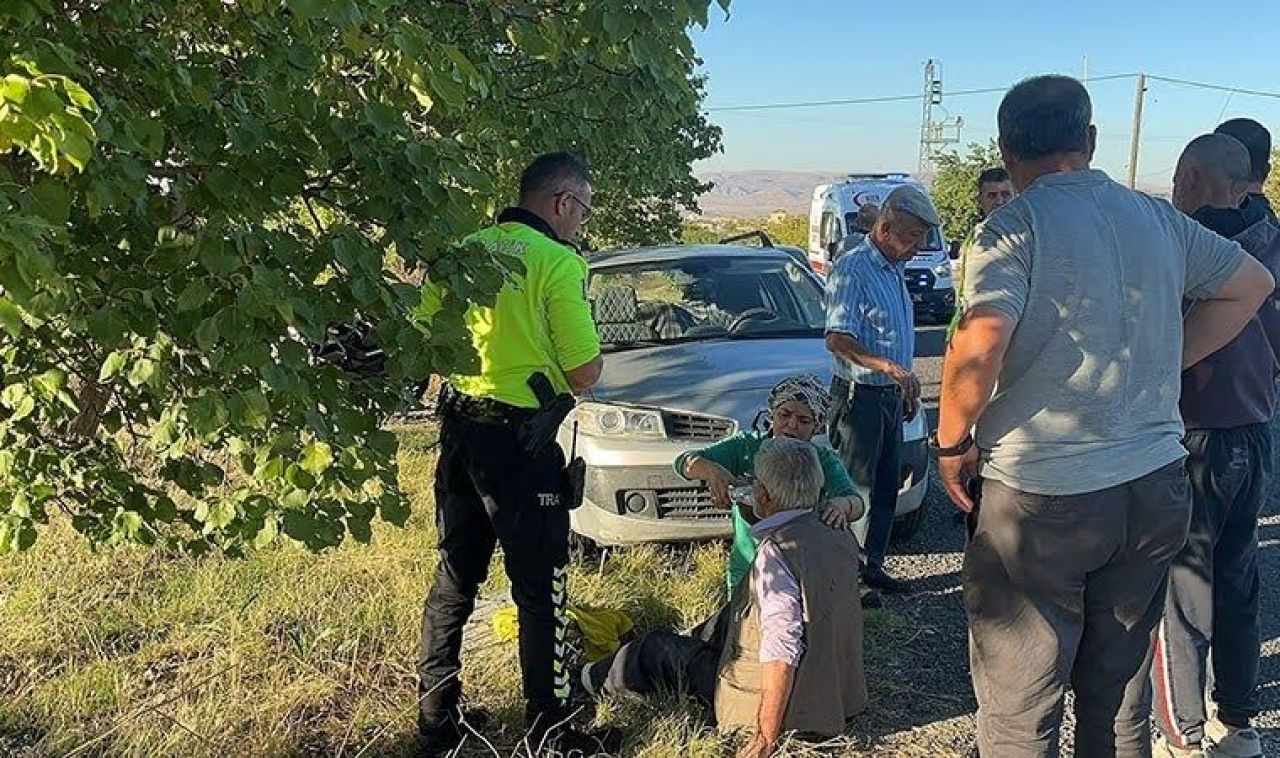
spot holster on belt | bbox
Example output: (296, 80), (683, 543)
(517, 373), (576, 456)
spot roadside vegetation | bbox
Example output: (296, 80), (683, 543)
(0, 427), (894, 757)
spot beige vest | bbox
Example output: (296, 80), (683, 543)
(714, 510), (867, 737)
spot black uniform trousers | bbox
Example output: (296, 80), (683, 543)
(418, 407), (572, 731)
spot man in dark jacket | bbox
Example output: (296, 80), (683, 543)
(1147, 133), (1280, 758)
(1215, 118), (1277, 226)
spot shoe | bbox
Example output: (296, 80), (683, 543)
(579, 659), (606, 698)
(1153, 734), (1206, 758)
(530, 722), (624, 757)
(1205, 717), (1262, 758)
(862, 565), (912, 594)
(860, 587), (884, 609)
(418, 707), (490, 756)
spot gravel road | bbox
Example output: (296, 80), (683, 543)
(855, 323), (1280, 756)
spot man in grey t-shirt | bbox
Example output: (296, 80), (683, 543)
(934, 76), (1274, 758)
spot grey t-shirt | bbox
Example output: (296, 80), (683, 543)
(963, 169), (1246, 495)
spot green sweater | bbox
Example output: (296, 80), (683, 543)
(673, 431), (857, 592)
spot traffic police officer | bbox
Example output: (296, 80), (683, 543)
(416, 153), (606, 753)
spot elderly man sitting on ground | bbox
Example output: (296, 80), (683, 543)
(580, 437), (867, 757)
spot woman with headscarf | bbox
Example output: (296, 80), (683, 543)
(673, 374), (865, 593)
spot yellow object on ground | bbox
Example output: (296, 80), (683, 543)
(492, 604), (634, 661)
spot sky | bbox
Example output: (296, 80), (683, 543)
(691, 0), (1280, 191)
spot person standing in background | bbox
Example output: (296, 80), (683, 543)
(1215, 118), (1278, 226)
(826, 185), (941, 595)
(938, 75), (1274, 758)
(1147, 133), (1280, 758)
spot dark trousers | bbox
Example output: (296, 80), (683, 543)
(418, 410), (571, 730)
(1149, 425), (1270, 746)
(965, 461), (1192, 758)
(591, 606), (728, 708)
(829, 377), (902, 569)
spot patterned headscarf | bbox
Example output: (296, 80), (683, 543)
(763, 374), (830, 430)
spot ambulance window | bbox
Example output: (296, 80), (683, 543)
(819, 211), (838, 249)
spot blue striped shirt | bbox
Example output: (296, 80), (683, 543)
(824, 238), (914, 386)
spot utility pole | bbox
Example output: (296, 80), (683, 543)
(918, 59), (963, 179)
(1127, 73), (1147, 189)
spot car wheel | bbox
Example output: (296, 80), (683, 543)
(891, 495), (929, 546)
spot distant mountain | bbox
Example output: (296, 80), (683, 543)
(695, 170), (842, 218)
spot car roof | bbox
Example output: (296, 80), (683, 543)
(586, 244), (793, 268)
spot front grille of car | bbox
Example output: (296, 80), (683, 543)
(904, 269), (936, 293)
(663, 411), (735, 442)
(655, 487), (730, 521)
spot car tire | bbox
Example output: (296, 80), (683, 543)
(891, 495), (929, 546)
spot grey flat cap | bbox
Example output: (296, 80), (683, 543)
(883, 185), (941, 228)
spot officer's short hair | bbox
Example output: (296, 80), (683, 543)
(519, 152), (591, 200)
(1215, 118), (1272, 183)
(977, 167), (1010, 189)
(998, 75), (1092, 160)
(754, 437), (823, 511)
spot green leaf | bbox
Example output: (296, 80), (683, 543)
(378, 492), (410, 527)
(176, 280), (211, 312)
(199, 240), (240, 275)
(99, 351), (127, 381)
(251, 516), (279, 548)
(203, 500), (235, 529)
(61, 79), (97, 111)
(188, 391), (229, 436)
(300, 441), (333, 476)
(31, 368), (67, 399)
(282, 510), (322, 544)
(194, 317), (219, 352)
(286, 464), (316, 491)
(127, 358), (156, 388)
(0, 297), (23, 338)
(1, 75), (30, 104)
(285, 0), (326, 17)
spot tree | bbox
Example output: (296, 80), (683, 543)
(1266, 148), (1280, 211)
(0, 0), (726, 555)
(930, 141), (1004, 244)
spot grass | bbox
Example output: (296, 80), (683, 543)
(0, 427), (895, 757)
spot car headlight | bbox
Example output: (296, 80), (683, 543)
(932, 263), (953, 279)
(574, 402), (666, 440)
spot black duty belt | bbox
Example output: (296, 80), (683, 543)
(438, 385), (534, 426)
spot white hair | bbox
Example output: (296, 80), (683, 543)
(754, 437), (824, 511)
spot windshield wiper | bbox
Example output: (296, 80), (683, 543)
(726, 327), (823, 340)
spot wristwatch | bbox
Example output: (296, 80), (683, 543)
(928, 431), (974, 458)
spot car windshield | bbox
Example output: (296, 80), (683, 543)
(588, 255), (825, 350)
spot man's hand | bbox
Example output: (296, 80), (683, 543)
(884, 363), (921, 401)
(820, 495), (864, 530)
(737, 734), (777, 758)
(938, 444), (981, 513)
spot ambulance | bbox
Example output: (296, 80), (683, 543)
(807, 173), (956, 323)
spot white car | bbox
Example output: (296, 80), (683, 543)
(557, 242), (930, 547)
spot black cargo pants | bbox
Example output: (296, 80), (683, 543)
(418, 407), (572, 731)
(1149, 424), (1271, 748)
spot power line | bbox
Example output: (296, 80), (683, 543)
(1146, 74), (1280, 101)
(704, 73), (1136, 113)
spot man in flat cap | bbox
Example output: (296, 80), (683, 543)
(825, 183), (940, 595)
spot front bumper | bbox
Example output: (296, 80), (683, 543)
(910, 287), (955, 318)
(569, 433), (931, 547)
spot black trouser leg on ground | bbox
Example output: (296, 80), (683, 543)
(595, 627), (720, 708)
(836, 385), (902, 570)
(1151, 425), (1270, 744)
(418, 412), (572, 731)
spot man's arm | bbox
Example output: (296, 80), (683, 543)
(546, 256), (603, 393)
(743, 541), (804, 757)
(824, 332), (919, 398)
(1183, 255), (1274, 368)
(564, 356), (602, 393)
(936, 307), (1016, 511)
